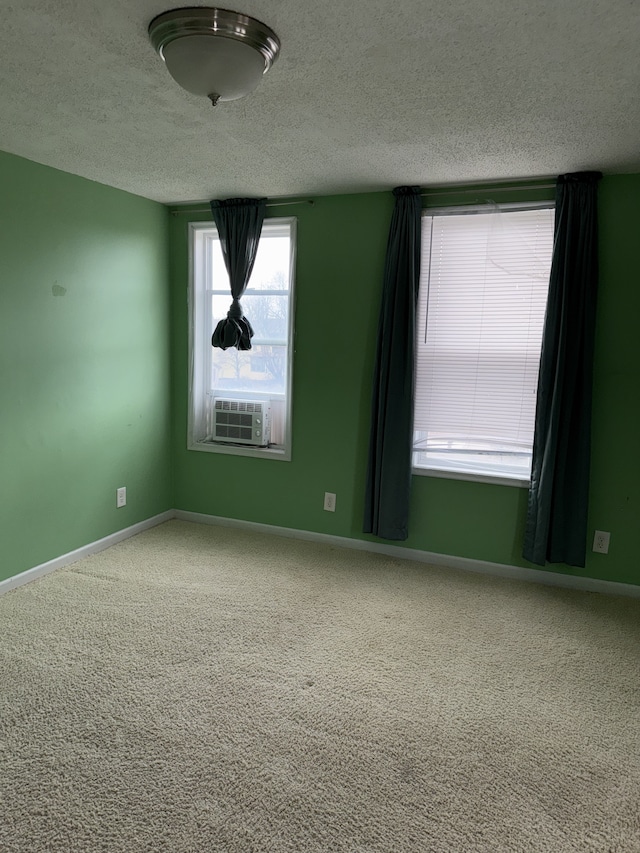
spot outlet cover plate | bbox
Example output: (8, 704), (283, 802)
(117, 487), (127, 508)
(323, 492), (336, 512)
(592, 530), (610, 554)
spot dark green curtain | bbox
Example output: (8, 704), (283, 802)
(210, 197), (267, 351)
(363, 186), (422, 540)
(523, 171), (602, 567)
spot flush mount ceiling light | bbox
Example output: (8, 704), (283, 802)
(149, 7), (280, 106)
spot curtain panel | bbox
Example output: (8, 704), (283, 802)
(364, 186), (422, 540)
(210, 197), (267, 351)
(523, 171), (602, 567)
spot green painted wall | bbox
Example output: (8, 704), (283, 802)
(0, 151), (172, 582)
(171, 176), (640, 587)
(5, 152), (633, 590)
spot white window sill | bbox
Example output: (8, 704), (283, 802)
(412, 466), (530, 488)
(188, 440), (290, 461)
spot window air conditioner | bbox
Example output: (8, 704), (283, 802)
(211, 399), (271, 446)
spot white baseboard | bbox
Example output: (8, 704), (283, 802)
(175, 509), (640, 600)
(4, 508), (638, 601)
(0, 510), (175, 596)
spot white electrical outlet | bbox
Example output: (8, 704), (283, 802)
(116, 487), (127, 508)
(592, 530), (610, 554)
(323, 492), (336, 512)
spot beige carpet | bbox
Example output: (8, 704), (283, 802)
(1, 520), (639, 852)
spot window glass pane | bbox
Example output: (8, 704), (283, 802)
(212, 294), (289, 342)
(250, 235), (290, 290)
(210, 234), (290, 291)
(211, 344), (287, 396)
(413, 431), (532, 479)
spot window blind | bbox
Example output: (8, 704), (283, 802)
(414, 205), (554, 466)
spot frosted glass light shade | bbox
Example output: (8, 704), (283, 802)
(162, 35), (266, 102)
(149, 7), (280, 106)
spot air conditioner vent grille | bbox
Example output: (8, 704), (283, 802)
(216, 425), (253, 440)
(214, 399), (263, 414)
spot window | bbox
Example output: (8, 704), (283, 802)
(413, 203), (554, 484)
(189, 218), (296, 459)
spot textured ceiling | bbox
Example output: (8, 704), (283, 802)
(0, 0), (638, 203)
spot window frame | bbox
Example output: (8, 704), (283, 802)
(412, 200), (555, 488)
(187, 217), (297, 461)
